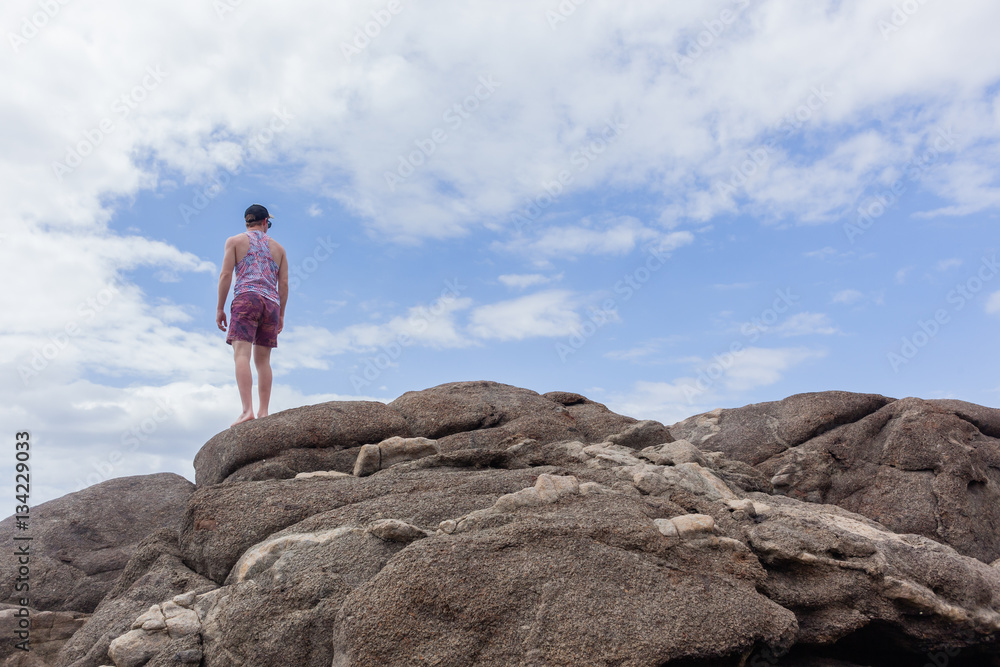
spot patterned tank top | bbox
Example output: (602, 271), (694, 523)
(233, 230), (280, 305)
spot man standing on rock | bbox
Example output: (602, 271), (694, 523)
(216, 204), (289, 426)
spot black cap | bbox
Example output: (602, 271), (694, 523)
(244, 204), (272, 225)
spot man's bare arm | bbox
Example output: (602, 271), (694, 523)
(216, 237), (237, 331)
(276, 243), (289, 333)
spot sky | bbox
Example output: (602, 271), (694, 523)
(3, 0), (1000, 504)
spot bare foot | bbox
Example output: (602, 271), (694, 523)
(231, 410), (255, 427)
(256, 409), (268, 419)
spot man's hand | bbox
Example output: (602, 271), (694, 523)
(278, 314), (284, 334)
(217, 308), (228, 331)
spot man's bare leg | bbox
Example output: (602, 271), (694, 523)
(232, 341), (255, 426)
(254, 345), (273, 419)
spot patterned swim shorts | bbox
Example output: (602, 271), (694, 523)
(226, 292), (280, 348)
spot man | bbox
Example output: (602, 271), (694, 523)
(216, 204), (289, 426)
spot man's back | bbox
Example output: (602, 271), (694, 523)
(226, 231), (286, 268)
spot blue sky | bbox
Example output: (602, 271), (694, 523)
(4, 0), (1000, 504)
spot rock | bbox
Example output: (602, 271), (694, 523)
(194, 401), (413, 486)
(745, 492), (1000, 647)
(332, 491), (797, 665)
(367, 519), (429, 543)
(640, 439), (706, 466)
(108, 628), (170, 667)
(0, 607), (89, 665)
(582, 443), (644, 467)
(180, 466), (548, 584)
(673, 393), (1000, 563)
(55, 529), (216, 667)
(294, 470), (353, 480)
(225, 446), (364, 483)
(0, 474), (194, 614)
(20, 383), (1000, 665)
(607, 419), (674, 450)
(197, 526), (408, 666)
(390, 381), (640, 451)
(670, 391), (895, 464)
(661, 462), (738, 501)
(668, 513), (717, 538)
(180, 478), (360, 584)
(352, 436), (439, 477)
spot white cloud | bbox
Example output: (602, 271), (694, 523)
(6, 1), (1000, 242)
(606, 380), (711, 427)
(936, 258), (963, 271)
(0, 378), (379, 504)
(606, 346), (827, 425)
(721, 347), (827, 392)
(497, 217), (692, 262)
(771, 312), (840, 337)
(307, 204), (323, 217)
(277, 295), (476, 370)
(986, 291), (1000, 315)
(832, 289), (864, 305)
(605, 337), (683, 363)
(469, 290), (582, 341)
(498, 273), (559, 289)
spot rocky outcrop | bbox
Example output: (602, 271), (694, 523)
(0, 474), (194, 615)
(672, 392), (1000, 564)
(194, 401), (413, 486)
(0, 606), (88, 666)
(390, 382), (658, 451)
(55, 529), (216, 667)
(6, 382), (1000, 666)
(193, 382), (659, 487)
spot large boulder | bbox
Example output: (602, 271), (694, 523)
(390, 381), (666, 451)
(0, 474), (194, 614)
(56, 529), (216, 667)
(670, 391), (894, 465)
(332, 489), (796, 666)
(0, 606), (88, 666)
(193, 401), (413, 486)
(179, 466), (546, 584)
(672, 393), (1000, 564)
(93, 430), (1000, 665)
(16, 384), (1000, 666)
(193, 382), (671, 487)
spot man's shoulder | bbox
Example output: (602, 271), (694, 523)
(225, 233), (246, 246)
